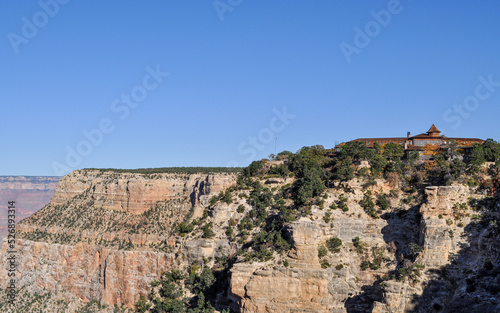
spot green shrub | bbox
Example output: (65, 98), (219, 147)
(409, 242), (423, 257)
(202, 222), (215, 238)
(177, 221), (194, 236)
(223, 189), (233, 204)
(360, 191), (377, 218)
(337, 194), (349, 212)
(326, 237), (342, 253)
(377, 194), (389, 210)
(238, 216), (253, 231)
(209, 195), (219, 207)
(226, 225), (234, 239)
(323, 212), (332, 223)
(360, 261), (371, 271)
(317, 245), (328, 258)
(353, 236), (365, 254)
(397, 263), (425, 282)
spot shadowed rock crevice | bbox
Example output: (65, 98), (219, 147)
(344, 283), (384, 313)
(409, 208), (500, 313)
(344, 206), (423, 313)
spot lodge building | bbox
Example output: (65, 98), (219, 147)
(335, 125), (484, 159)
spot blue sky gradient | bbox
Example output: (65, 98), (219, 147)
(1, 1), (500, 175)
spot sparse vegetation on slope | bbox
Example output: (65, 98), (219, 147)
(85, 167), (242, 174)
(12, 139), (500, 312)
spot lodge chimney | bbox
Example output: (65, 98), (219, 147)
(407, 131), (411, 138)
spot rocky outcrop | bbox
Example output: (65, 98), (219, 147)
(0, 240), (174, 307)
(50, 170), (235, 214)
(2, 169), (497, 312)
(0, 170), (238, 310)
(418, 186), (469, 267)
(228, 184), (487, 313)
(16, 170), (238, 247)
(229, 210), (393, 312)
(230, 220), (332, 312)
(231, 263), (330, 312)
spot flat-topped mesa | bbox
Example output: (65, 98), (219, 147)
(3, 169), (239, 309)
(0, 176), (60, 190)
(50, 169), (237, 214)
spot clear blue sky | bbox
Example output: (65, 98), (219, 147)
(1, 1), (500, 176)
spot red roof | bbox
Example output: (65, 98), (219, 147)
(336, 125), (485, 150)
(427, 124), (440, 133)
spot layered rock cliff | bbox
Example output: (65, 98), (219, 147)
(228, 180), (406, 313)
(227, 183), (499, 313)
(0, 170), (238, 311)
(49, 170), (234, 213)
(1, 241), (174, 305)
(1, 167), (499, 312)
(17, 170), (236, 248)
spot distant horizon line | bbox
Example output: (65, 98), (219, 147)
(0, 166), (246, 177)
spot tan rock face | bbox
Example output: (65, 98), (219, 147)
(420, 186), (467, 218)
(231, 263), (330, 313)
(230, 221), (331, 312)
(229, 216), (391, 313)
(0, 170), (238, 309)
(17, 170), (238, 248)
(418, 186), (470, 267)
(228, 184), (479, 313)
(0, 240), (174, 307)
(51, 170), (235, 214)
(2, 170), (487, 312)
